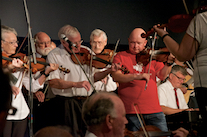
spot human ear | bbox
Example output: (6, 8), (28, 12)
(106, 114), (113, 129)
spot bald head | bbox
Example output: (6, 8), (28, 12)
(34, 126), (73, 137)
(129, 28), (146, 40)
(34, 32), (51, 42)
(128, 28), (147, 54)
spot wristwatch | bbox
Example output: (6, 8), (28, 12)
(164, 61), (174, 66)
(40, 71), (49, 77)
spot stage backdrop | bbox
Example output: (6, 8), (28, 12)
(0, 0), (196, 50)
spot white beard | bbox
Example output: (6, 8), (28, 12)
(36, 47), (53, 56)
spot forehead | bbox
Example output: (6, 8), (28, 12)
(37, 33), (50, 41)
(92, 35), (104, 41)
(68, 33), (81, 42)
(3, 32), (17, 40)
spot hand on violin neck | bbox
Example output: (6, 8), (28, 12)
(45, 63), (59, 74)
(153, 24), (168, 37)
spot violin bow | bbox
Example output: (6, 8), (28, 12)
(133, 104), (149, 137)
(110, 38), (120, 63)
(144, 32), (157, 90)
(71, 47), (97, 95)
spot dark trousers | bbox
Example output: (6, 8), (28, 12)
(3, 118), (27, 137)
(37, 95), (87, 137)
(195, 87), (207, 136)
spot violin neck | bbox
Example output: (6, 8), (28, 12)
(92, 56), (112, 65)
(2, 56), (13, 62)
(36, 60), (49, 66)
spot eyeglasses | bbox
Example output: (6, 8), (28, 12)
(2, 40), (19, 45)
(91, 41), (103, 45)
(71, 40), (83, 47)
(172, 73), (186, 81)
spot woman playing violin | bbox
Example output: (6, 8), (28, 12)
(111, 28), (174, 132)
(1, 25), (58, 137)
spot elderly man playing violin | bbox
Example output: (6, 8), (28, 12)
(32, 31), (57, 133)
(90, 29), (118, 92)
(111, 28), (175, 132)
(1, 25), (58, 137)
(46, 25), (121, 137)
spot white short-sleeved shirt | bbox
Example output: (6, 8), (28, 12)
(47, 45), (95, 97)
(7, 71), (43, 120)
(158, 80), (188, 109)
(93, 66), (117, 92)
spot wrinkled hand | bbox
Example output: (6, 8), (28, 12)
(101, 76), (109, 85)
(110, 63), (121, 72)
(35, 91), (45, 102)
(172, 127), (189, 137)
(74, 81), (91, 91)
(12, 86), (20, 96)
(134, 73), (151, 83)
(12, 58), (23, 68)
(180, 87), (187, 94)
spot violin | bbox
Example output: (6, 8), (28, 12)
(2, 52), (70, 74)
(70, 48), (130, 74)
(136, 48), (170, 66)
(142, 14), (193, 38)
(125, 126), (172, 137)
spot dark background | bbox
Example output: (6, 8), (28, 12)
(0, 0), (200, 52)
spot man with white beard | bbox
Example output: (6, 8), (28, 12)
(33, 32), (56, 133)
(34, 32), (55, 57)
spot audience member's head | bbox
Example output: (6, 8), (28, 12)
(90, 29), (107, 54)
(0, 69), (12, 135)
(34, 32), (53, 56)
(82, 92), (128, 137)
(34, 126), (73, 137)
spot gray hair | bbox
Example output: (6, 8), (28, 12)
(1, 25), (17, 40)
(170, 65), (188, 76)
(82, 92), (117, 126)
(58, 25), (80, 40)
(90, 29), (107, 41)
